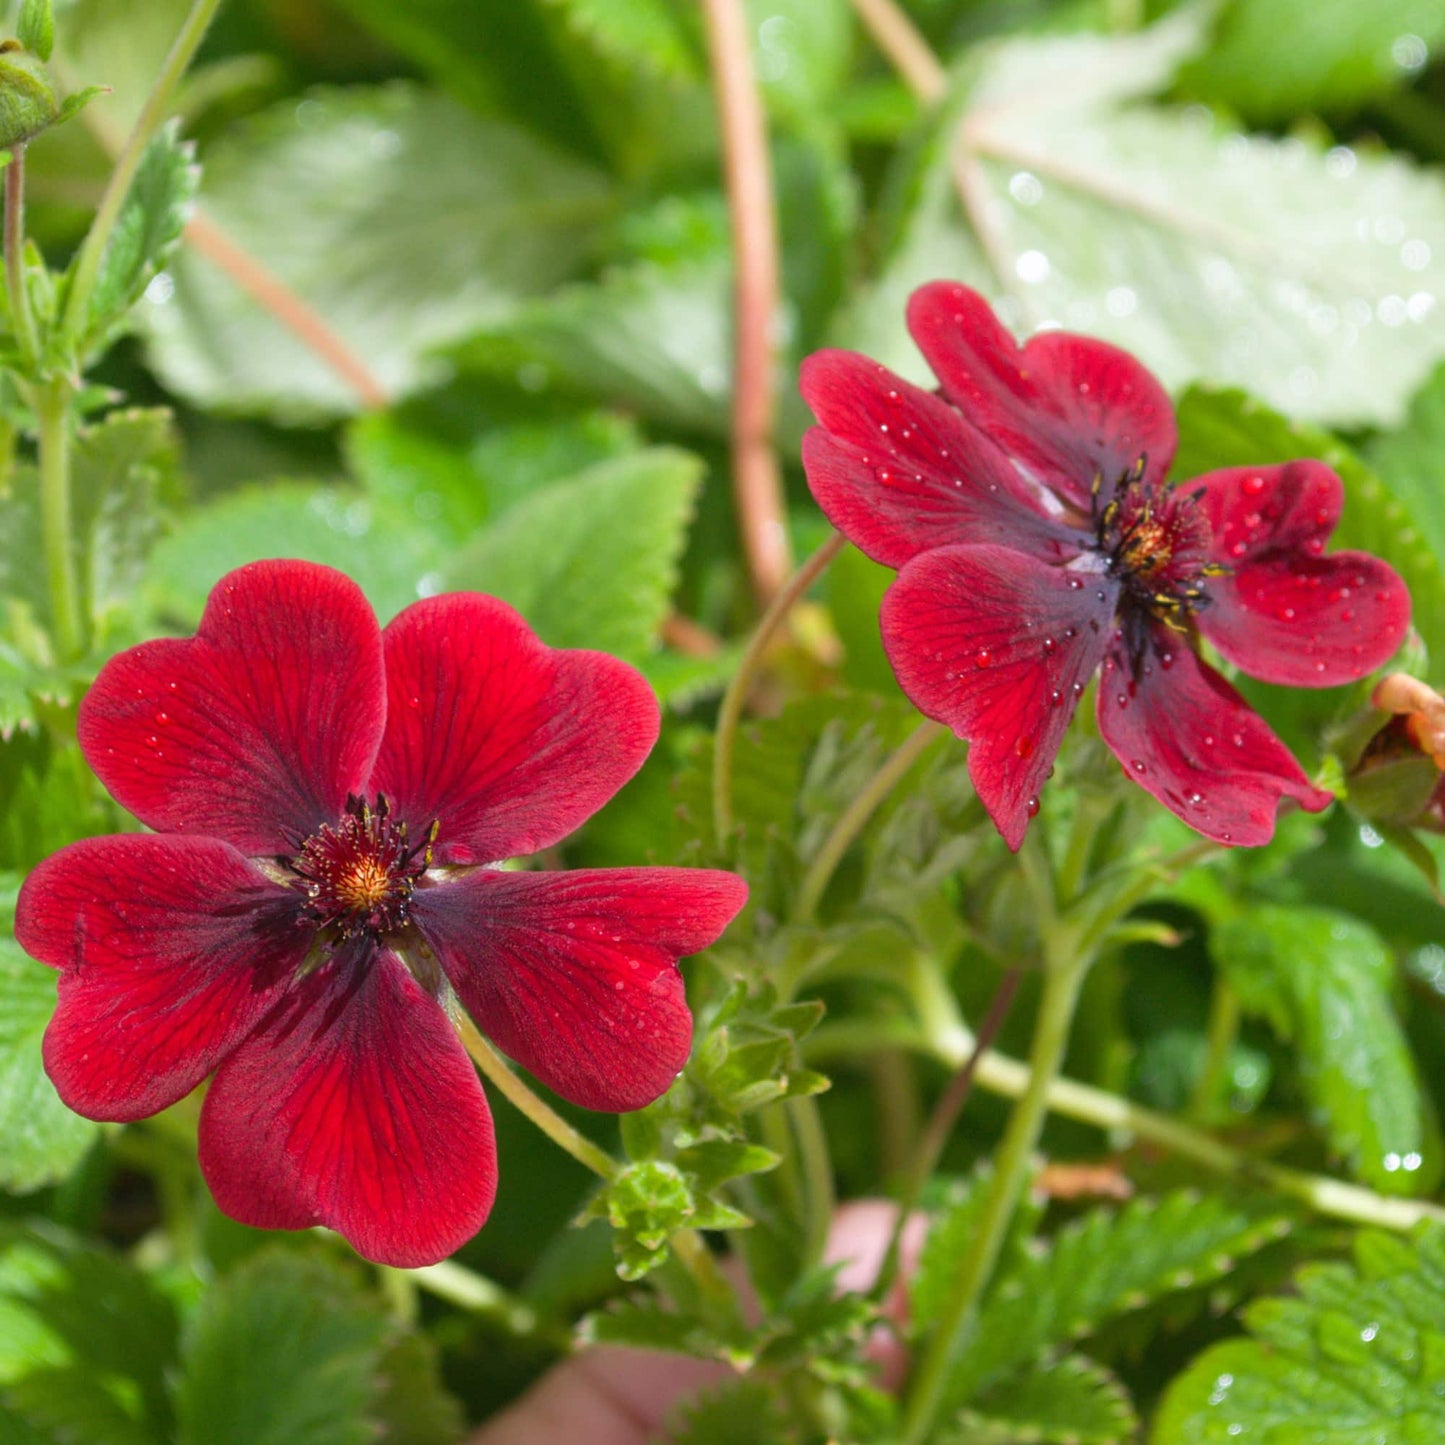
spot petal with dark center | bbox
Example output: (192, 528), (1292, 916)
(906, 281), (1177, 509)
(371, 594), (660, 865)
(1192, 462), (1411, 686)
(1095, 624), (1333, 846)
(414, 868), (747, 1112)
(799, 349), (1081, 567)
(78, 560), (386, 855)
(880, 545), (1118, 850)
(15, 835), (304, 1121)
(199, 946), (496, 1268)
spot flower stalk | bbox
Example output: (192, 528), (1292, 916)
(4, 142), (38, 364)
(35, 374), (81, 659)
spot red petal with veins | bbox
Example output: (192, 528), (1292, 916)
(906, 282), (1177, 509)
(16, 835), (303, 1121)
(371, 595), (659, 865)
(1192, 462), (1411, 686)
(78, 561), (386, 855)
(415, 868), (747, 1111)
(880, 545), (1117, 850)
(1095, 625), (1333, 846)
(199, 947), (496, 1268)
(799, 350), (1080, 567)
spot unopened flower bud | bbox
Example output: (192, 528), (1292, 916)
(1342, 673), (1445, 830)
(0, 38), (57, 149)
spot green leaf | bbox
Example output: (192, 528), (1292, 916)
(175, 1251), (456, 1445)
(670, 1380), (790, 1445)
(948, 1354), (1137, 1445)
(537, 0), (700, 81)
(673, 1140), (781, 1193)
(444, 447), (702, 664)
(18, 1), (54, 62)
(839, 11), (1445, 428)
(76, 120), (197, 362)
(1178, 0), (1445, 122)
(1173, 385), (1445, 680)
(1154, 1223), (1445, 1444)
(949, 1192), (1295, 1400)
(140, 481), (442, 628)
(1367, 360), (1445, 576)
(585, 1160), (706, 1281)
(1213, 904), (1438, 1194)
(0, 875), (98, 1191)
(581, 1296), (729, 1356)
(140, 84), (614, 421)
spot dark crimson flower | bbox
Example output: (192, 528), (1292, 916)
(16, 561), (746, 1267)
(801, 281), (1411, 849)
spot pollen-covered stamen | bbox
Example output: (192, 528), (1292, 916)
(290, 794), (439, 939)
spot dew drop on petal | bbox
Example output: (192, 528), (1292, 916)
(1016, 735), (1035, 759)
(1043, 636), (1057, 655)
(1026, 796), (1041, 817)
(974, 649), (993, 669)
(1130, 759), (1146, 773)
(1241, 474), (1266, 496)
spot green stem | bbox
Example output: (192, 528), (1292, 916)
(900, 944), (1090, 1444)
(789, 1093), (835, 1272)
(457, 1015), (618, 1179)
(410, 1258), (565, 1344)
(793, 718), (946, 923)
(58, 0), (223, 350)
(713, 530), (845, 847)
(872, 966), (1023, 1301)
(4, 143), (38, 364)
(36, 375), (81, 658)
(1191, 975), (1242, 1119)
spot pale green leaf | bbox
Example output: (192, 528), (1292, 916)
(140, 84), (614, 421)
(1154, 1223), (1445, 1444)
(948, 1354), (1137, 1445)
(1367, 359), (1445, 575)
(1213, 905), (1437, 1193)
(1179, 0), (1445, 122)
(18, 1), (53, 62)
(838, 12), (1445, 428)
(537, 0), (700, 81)
(443, 447), (702, 663)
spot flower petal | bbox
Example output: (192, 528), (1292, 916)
(880, 545), (1117, 849)
(414, 868), (747, 1111)
(799, 349), (1080, 567)
(199, 947), (496, 1268)
(907, 281), (1177, 508)
(370, 595), (659, 865)
(1095, 625), (1333, 845)
(15, 835), (303, 1121)
(78, 560), (386, 855)
(1193, 462), (1411, 686)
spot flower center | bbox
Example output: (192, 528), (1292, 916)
(290, 794), (437, 940)
(1095, 460), (1223, 630)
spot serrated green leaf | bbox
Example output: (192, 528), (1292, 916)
(674, 1140), (781, 1193)
(1174, 385), (1445, 678)
(670, 1380), (789, 1445)
(370, 1332), (463, 1445)
(0, 875), (98, 1191)
(949, 1192), (1294, 1401)
(140, 84), (613, 421)
(1154, 1222), (1445, 1444)
(444, 447), (702, 664)
(1178, 0), (1445, 122)
(175, 1252), (447, 1445)
(139, 481), (441, 628)
(77, 120), (196, 361)
(581, 1295), (726, 1356)
(1213, 904), (1438, 1193)
(949, 1353), (1138, 1445)
(838, 12), (1445, 428)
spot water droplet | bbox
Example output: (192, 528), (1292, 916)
(1116, 692), (1129, 708)
(1067, 576), (1083, 590)
(154, 711), (170, 726)
(1242, 474), (1266, 496)
(1188, 792), (1205, 807)
(1130, 759), (1146, 773)
(974, 649), (993, 669)
(1063, 626), (1077, 640)
(1049, 689), (1063, 706)
(1159, 651), (1174, 669)
(1026, 797), (1041, 817)
(1016, 735), (1035, 759)
(1042, 636), (1057, 655)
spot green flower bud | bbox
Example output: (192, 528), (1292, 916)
(0, 39), (58, 149)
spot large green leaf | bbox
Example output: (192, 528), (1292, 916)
(1178, 0), (1445, 122)
(139, 84), (614, 421)
(948, 1354), (1137, 1445)
(1367, 360), (1445, 574)
(0, 875), (98, 1191)
(838, 12), (1445, 428)
(1213, 904), (1437, 1194)
(443, 447), (703, 663)
(1154, 1224), (1445, 1443)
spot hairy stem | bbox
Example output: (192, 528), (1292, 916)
(900, 945), (1090, 1444)
(1191, 974), (1242, 1119)
(847, 0), (946, 102)
(712, 531), (846, 847)
(36, 375), (81, 658)
(702, 0), (791, 604)
(58, 0), (224, 349)
(4, 145), (38, 363)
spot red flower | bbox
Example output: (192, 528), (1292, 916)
(801, 282), (1411, 849)
(16, 561), (746, 1267)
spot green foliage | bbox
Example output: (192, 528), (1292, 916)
(670, 1381), (790, 1445)
(840, 11), (1445, 428)
(1155, 1224), (1445, 1443)
(1178, 0), (1445, 121)
(948, 1353), (1138, 1445)
(1212, 904), (1438, 1194)
(948, 1192), (1296, 1402)
(175, 1251), (458, 1445)
(445, 446), (702, 663)
(140, 84), (614, 420)
(17, 2), (52, 62)
(1367, 359), (1445, 586)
